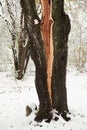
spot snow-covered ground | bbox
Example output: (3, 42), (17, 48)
(0, 71), (87, 130)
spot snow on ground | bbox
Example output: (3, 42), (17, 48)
(0, 71), (87, 130)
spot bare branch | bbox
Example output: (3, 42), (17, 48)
(5, 0), (16, 31)
(0, 14), (12, 33)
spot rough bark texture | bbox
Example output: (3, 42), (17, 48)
(20, 0), (52, 122)
(52, 0), (71, 116)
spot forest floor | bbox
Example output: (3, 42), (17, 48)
(0, 70), (87, 130)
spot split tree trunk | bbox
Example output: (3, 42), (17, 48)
(20, 0), (52, 122)
(51, 0), (71, 118)
(20, 0), (71, 122)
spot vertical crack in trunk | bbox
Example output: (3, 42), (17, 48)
(41, 0), (53, 102)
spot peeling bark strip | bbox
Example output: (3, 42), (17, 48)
(41, 0), (53, 101)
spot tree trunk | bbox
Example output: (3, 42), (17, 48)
(51, 0), (71, 119)
(20, 0), (52, 122)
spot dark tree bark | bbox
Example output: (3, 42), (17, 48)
(20, 0), (52, 122)
(51, 0), (71, 120)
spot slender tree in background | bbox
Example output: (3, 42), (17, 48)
(5, 0), (19, 71)
(0, 0), (30, 79)
(6, 0), (31, 79)
(51, 0), (71, 120)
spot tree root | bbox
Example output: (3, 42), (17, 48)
(34, 109), (52, 123)
(61, 112), (71, 122)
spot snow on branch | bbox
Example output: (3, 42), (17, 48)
(0, 0), (17, 35)
(0, 0), (4, 13)
(5, 0), (16, 29)
(0, 14), (16, 36)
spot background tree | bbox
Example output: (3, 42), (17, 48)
(65, 0), (87, 72)
(0, 0), (30, 79)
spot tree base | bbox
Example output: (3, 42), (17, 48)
(34, 109), (52, 123)
(61, 112), (71, 122)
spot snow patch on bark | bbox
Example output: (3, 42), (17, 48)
(34, 19), (39, 25)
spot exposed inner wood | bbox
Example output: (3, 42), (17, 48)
(40, 0), (53, 102)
